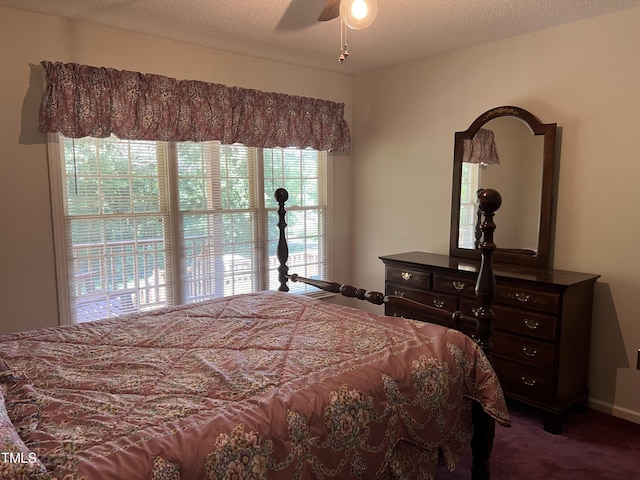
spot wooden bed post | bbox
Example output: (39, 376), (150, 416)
(474, 188), (501, 356)
(471, 188), (502, 480)
(275, 188), (290, 292)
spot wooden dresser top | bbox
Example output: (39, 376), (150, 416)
(379, 251), (600, 288)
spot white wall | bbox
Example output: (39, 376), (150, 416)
(0, 7), (353, 333)
(351, 8), (640, 422)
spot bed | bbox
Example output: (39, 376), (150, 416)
(0, 189), (509, 480)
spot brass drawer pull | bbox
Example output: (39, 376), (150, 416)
(432, 299), (445, 308)
(401, 272), (412, 281)
(515, 292), (531, 303)
(452, 280), (465, 291)
(521, 376), (537, 387)
(393, 290), (405, 298)
(524, 318), (540, 330)
(522, 346), (538, 357)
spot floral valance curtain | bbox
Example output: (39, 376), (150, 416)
(38, 61), (351, 151)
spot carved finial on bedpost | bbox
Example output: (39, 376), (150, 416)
(474, 188), (502, 358)
(275, 188), (290, 292)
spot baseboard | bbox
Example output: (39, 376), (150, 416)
(589, 398), (640, 424)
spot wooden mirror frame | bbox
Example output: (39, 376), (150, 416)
(449, 106), (557, 269)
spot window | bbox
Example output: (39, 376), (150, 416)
(48, 135), (327, 324)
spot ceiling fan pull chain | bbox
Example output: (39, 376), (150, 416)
(339, 18), (349, 63)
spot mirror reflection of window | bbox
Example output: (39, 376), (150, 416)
(458, 162), (481, 249)
(458, 128), (499, 249)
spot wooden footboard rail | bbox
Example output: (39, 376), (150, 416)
(275, 187), (502, 480)
(275, 187), (501, 355)
(286, 271), (478, 332)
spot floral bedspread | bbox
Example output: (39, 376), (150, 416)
(0, 291), (509, 480)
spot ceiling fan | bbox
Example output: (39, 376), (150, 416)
(317, 0), (378, 29)
(317, 0), (378, 62)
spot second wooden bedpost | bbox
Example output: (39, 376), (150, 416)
(275, 188), (290, 292)
(471, 188), (502, 480)
(474, 188), (501, 355)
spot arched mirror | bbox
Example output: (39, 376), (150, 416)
(449, 106), (557, 268)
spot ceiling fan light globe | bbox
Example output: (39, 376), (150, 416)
(340, 0), (377, 30)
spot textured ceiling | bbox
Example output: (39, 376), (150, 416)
(2, 0), (640, 74)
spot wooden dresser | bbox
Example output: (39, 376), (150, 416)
(379, 251), (599, 434)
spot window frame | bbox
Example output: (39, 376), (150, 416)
(47, 134), (330, 325)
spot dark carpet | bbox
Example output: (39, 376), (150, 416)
(437, 401), (640, 479)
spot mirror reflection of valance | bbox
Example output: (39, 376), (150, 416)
(462, 128), (500, 165)
(38, 61), (351, 151)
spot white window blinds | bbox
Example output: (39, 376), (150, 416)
(263, 148), (327, 291)
(49, 135), (327, 324)
(62, 137), (173, 320)
(177, 142), (259, 302)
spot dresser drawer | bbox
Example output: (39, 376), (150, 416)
(433, 273), (476, 298)
(385, 283), (458, 312)
(385, 266), (431, 289)
(496, 285), (560, 314)
(492, 357), (554, 403)
(460, 299), (558, 341)
(492, 332), (555, 371)
(494, 304), (558, 341)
